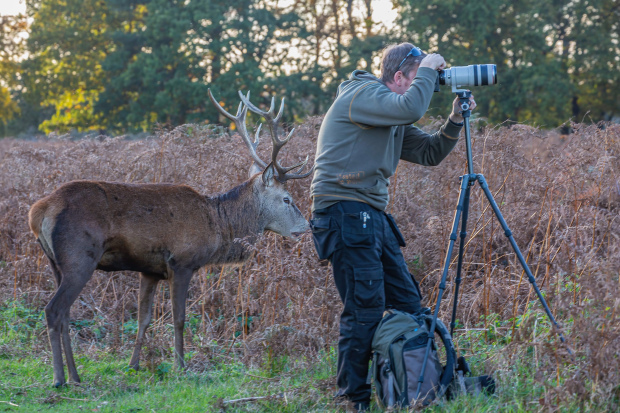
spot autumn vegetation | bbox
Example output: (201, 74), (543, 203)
(0, 117), (618, 410)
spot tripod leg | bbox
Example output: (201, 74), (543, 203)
(476, 175), (570, 350)
(416, 175), (471, 400)
(450, 184), (472, 336)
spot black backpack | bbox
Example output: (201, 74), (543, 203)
(371, 309), (495, 409)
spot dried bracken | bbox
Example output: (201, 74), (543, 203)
(0, 119), (618, 406)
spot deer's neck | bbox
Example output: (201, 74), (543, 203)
(208, 178), (264, 264)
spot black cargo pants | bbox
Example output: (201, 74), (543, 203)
(311, 201), (423, 405)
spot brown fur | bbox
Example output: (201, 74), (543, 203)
(29, 175), (308, 387)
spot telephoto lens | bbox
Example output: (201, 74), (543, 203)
(438, 64), (497, 88)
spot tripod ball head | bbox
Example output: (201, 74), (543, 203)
(456, 90), (473, 115)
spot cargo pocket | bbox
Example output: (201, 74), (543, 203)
(311, 216), (340, 260)
(342, 212), (374, 248)
(353, 267), (384, 309)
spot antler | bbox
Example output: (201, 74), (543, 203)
(208, 89), (313, 182)
(207, 89), (268, 170)
(237, 91), (313, 182)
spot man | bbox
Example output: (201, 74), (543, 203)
(310, 43), (477, 411)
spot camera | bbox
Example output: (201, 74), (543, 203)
(434, 64), (497, 93)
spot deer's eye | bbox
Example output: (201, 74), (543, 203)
(283, 197), (291, 205)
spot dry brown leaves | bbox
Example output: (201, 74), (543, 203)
(0, 119), (618, 405)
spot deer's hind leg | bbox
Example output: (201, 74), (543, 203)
(45, 262), (97, 387)
(46, 257), (81, 384)
(44, 230), (102, 387)
(43, 257), (67, 387)
(128, 273), (161, 370)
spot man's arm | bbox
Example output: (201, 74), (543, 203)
(348, 68), (437, 127)
(400, 119), (463, 166)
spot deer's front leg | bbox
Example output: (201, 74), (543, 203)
(129, 274), (160, 370)
(169, 268), (193, 370)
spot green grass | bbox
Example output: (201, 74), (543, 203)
(0, 348), (342, 412)
(0, 354), (593, 412)
(0, 301), (614, 412)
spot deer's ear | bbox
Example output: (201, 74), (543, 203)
(248, 162), (262, 178)
(261, 163), (276, 187)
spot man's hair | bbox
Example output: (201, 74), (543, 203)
(380, 43), (427, 84)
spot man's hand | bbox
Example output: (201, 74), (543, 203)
(419, 53), (446, 71)
(449, 92), (477, 124)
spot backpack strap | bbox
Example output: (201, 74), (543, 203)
(424, 315), (457, 398)
(386, 360), (396, 407)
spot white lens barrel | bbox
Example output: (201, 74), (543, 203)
(443, 64), (497, 87)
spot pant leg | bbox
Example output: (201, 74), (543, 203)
(311, 201), (385, 404)
(311, 203), (423, 404)
(380, 213), (423, 313)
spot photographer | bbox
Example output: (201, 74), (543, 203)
(310, 43), (477, 411)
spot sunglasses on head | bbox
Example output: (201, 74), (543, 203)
(396, 46), (423, 72)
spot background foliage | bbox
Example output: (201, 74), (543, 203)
(1, 0), (618, 136)
(394, 0), (620, 127)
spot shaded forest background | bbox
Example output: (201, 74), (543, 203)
(0, 0), (619, 136)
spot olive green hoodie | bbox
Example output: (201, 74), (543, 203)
(311, 67), (463, 212)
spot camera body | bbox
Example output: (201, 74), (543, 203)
(434, 64), (497, 93)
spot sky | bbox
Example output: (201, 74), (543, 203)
(0, 0), (26, 15)
(0, 0), (398, 26)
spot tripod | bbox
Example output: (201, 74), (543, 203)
(415, 90), (571, 400)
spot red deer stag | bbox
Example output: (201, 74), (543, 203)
(28, 90), (312, 387)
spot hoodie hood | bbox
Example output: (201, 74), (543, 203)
(349, 70), (382, 82)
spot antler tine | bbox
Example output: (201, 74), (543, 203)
(274, 97), (285, 124)
(269, 127), (296, 176)
(282, 164), (315, 180)
(238, 91), (270, 119)
(279, 154), (309, 174)
(237, 90), (313, 183)
(295, 156), (310, 173)
(254, 123), (262, 147)
(269, 96), (276, 117)
(239, 92), (283, 141)
(208, 88), (236, 120)
(208, 89), (267, 169)
(270, 128), (313, 182)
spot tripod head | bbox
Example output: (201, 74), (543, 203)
(455, 90), (473, 113)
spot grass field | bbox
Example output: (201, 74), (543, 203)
(0, 118), (619, 411)
(0, 300), (592, 412)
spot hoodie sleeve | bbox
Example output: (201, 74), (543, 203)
(400, 119), (463, 166)
(348, 67), (437, 128)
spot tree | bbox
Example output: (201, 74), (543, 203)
(392, 0), (619, 126)
(567, 0), (620, 121)
(187, 0), (308, 124)
(282, 0), (390, 116)
(0, 15), (26, 135)
(95, 0), (206, 130)
(24, 0), (119, 133)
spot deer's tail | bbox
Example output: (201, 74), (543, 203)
(29, 198), (60, 263)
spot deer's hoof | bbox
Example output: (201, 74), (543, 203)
(53, 381), (66, 388)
